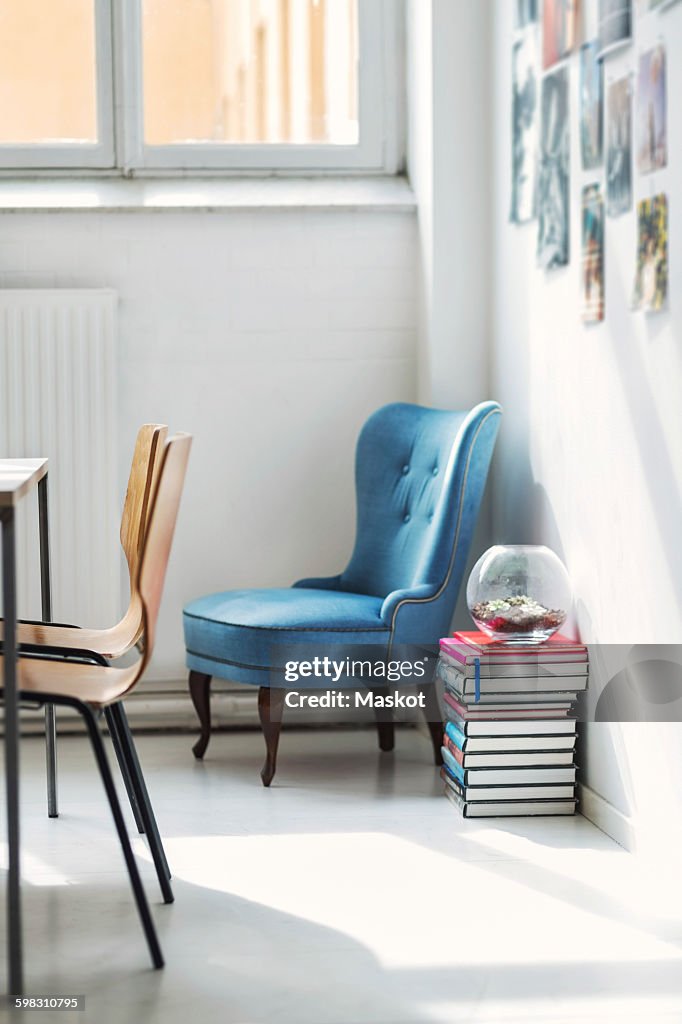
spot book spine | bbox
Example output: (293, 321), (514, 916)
(444, 720), (467, 750)
(441, 745), (465, 783)
(443, 734), (465, 766)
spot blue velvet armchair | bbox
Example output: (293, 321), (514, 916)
(184, 400), (501, 784)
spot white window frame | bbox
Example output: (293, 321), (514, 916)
(0, 0), (115, 170)
(1, 0), (402, 176)
(118, 0), (402, 175)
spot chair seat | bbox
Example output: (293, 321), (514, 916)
(183, 588), (391, 686)
(0, 655), (136, 707)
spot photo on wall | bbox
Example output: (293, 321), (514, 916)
(537, 66), (570, 269)
(636, 45), (667, 173)
(510, 28), (539, 223)
(580, 41), (603, 169)
(606, 76), (632, 217)
(577, 0), (600, 42)
(582, 184), (605, 323)
(598, 0), (631, 56)
(516, 0), (539, 27)
(632, 194), (668, 313)
(543, 0), (576, 68)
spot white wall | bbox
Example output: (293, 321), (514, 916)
(406, 0), (497, 631)
(406, 0), (491, 408)
(0, 207), (417, 682)
(490, 1), (682, 850)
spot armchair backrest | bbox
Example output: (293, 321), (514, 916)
(340, 402), (501, 634)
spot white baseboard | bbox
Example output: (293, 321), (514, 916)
(578, 782), (636, 852)
(3, 682), (259, 735)
(5, 673), (425, 739)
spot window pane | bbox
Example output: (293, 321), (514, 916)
(0, 0), (97, 145)
(142, 0), (358, 146)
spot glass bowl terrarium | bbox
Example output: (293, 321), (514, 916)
(466, 545), (571, 644)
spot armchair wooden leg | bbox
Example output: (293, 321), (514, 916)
(258, 687), (285, 787)
(372, 687), (395, 752)
(189, 671), (212, 759)
(419, 683), (443, 766)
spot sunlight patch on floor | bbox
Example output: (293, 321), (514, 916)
(149, 832), (682, 970)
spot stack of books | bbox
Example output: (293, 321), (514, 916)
(438, 631), (588, 818)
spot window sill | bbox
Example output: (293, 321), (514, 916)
(0, 176), (415, 214)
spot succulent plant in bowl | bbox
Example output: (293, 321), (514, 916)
(467, 547), (571, 644)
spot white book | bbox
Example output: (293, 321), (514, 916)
(444, 684), (578, 708)
(445, 787), (577, 817)
(450, 733), (576, 753)
(439, 649), (589, 679)
(448, 749), (575, 768)
(441, 751), (576, 786)
(450, 716), (577, 737)
(438, 660), (588, 694)
(443, 772), (575, 802)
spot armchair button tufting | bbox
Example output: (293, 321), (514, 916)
(432, 466), (439, 476)
(403, 513), (411, 523)
(402, 464), (410, 475)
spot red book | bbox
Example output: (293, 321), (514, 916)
(442, 631), (587, 665)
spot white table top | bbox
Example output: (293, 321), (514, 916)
(0, 458), (48, 507)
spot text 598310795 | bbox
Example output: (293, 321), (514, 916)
(10, 996), (85, 1011)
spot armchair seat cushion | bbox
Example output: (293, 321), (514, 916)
(184, 588), (390, 686)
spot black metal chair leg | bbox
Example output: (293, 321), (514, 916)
(108, 702), (173, 902)
(79, 701), (164, 969)
(29, 648), (149, 836)
(105, 705), (146, 835)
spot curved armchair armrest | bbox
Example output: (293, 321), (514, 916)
(292, 574), (343, 591)
(380, 583), (439, 626)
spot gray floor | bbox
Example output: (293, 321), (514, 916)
(2, 727), (682, 1023)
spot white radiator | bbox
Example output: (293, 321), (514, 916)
(0, 289), (119, 629)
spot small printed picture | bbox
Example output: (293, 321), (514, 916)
(582, 185), (605, 323)
(598, 0), (631, 56)
(510, 28), (539, 223)
(632, 194), (668, 313)
(580, 41), (603, 169)
(606, 76), (632, 217)
(636, 45), (667, 173)
(543, 0), (576, 68)
(537, 66), (570, 269)
(515, 0), (539, 27)
(577, 0), (600, 42)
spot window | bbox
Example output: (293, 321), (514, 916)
(0, 0), (400, 173)
(0, 0), (114, 167)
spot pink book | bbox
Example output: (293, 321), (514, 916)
(441, 631), (587, 665)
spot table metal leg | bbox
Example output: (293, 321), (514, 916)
(38, 475), (57, 819)
(2, 507), (24, 995)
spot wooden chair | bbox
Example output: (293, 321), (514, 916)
(1, 424), (172, 893)
(10, 422), (168, 658)
(0, 433), (192, 970)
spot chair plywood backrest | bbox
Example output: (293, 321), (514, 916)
(135, 434), (192, 671)
(120, 424), (168, 583)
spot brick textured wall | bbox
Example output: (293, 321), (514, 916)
(0, 207), (418, 679)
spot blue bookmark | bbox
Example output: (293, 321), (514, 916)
(474, 657), (481, 703)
